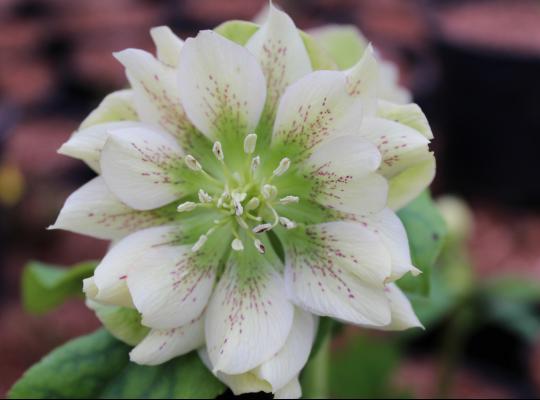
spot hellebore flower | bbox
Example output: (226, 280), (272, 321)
(52, 5), (434, 398)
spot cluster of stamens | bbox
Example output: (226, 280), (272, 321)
(177, 134), (299, 254)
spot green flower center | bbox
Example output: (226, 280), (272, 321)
(177, 134), (300, 254)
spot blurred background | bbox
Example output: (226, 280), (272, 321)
(1, 0), (540, 398)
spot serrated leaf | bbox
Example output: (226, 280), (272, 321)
(22, 260), (97, 314)
(397, 191), (447, 296)
(9, 329), (227, 399)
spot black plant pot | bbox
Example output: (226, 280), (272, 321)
(430, 0), (540, 210)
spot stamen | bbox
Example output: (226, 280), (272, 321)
(245, 197), (260, 211)
(231, 238), (244, 251)
(251, 156), (260, 172)
(253, 223), (272, 234)
(185, 155), (202, 171)
(198, 189), (213, 203)
(273, 158), (291, 177)
(217, 191), (230, 208)
(244, 133), (257, 154)
(192, 234), (207, 252)
(279, 216), (297, 229)
(262, 184), (278, 200)
(177, 201), (197, 212)
(236, 216), (249, 230)
(254, 239), (266, 254)
(279, 195), (299, 205)
(233, 200), (243, 216)
(212, 141), (224, 161)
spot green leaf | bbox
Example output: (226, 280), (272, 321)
(9, 329), (227, 399)
(22, 260), (97, 314)
(397, 191), (447, 296)
(328, 334), (401, 398)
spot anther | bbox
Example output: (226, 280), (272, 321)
(244, 133), (257, 154)
(185, 155), (202, 171)
(253, 223), (272, 234)
(198, 189), (212, 203)
(254, 239), (266, 254)
(212, 141), (224, 161)
(262, 184), (278, 200)
(279, 216), (297, 229)
(177, 201), (197, 212)
(192, 235), (207, 252)
(273, 158), (291, 177)
(245, 197), (260, 211)
(279, 196), (299, 205)
(231, 238), (244, 251)
(251, 156), (260, 172)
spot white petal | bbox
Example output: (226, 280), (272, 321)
(246, 5), (311, 125)
(114, 49), (194, 145)
(254, 308), (317, 392)
(285, 223), (392, 327)
(130, 316), (205, 366)
(205, 260), (294, 375)
(80, 89), (138, 130)
(58, 121), (144, 173)
(93, 226), (183, 308)
(305, 135), (387, 214)
(50, 177), (170, 241)
(354, 208), (421, 282)
(382, 283), (423, 331)
(100, 126), (186, 210)
(345, 45), (380, 116)
(150, 26), (184, 68)
(274, 377), (302, 399)
(198, 348), (272, 396)
(127, 242), (219, 330)
(177, 30), (267, 140)
(359, 117), (435, 210)
(272, 70), (364, 158)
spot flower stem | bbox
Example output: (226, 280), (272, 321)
(301, 334), (330, 399)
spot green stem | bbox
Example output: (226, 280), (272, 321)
(436, 297), (475, 398)
(302, 334), (330, 399)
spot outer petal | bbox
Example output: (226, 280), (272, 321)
(284, 223), (392, 326)
(382, 283), (423, 331)
(177, 30), (266, 140)
(150, 26), (184, 68)
(80, 89), (138, 130)
(308, 24), (367, 70)
(359, 117), (435, 210)
(49, 177), (172, 241)
(275, 377), (302, 399)
(377, 100), (433, 139)
(58, 121), (144, 173)
(127, 241), (222, 330)
(198, 348), (272, 396)
(352, 208), (421, 281)
(272, 70), (364, 158)
(205, 253), (294, 375)
(114, 49), (194, 145)
(345, 45), (379, 117)
(93, 226), (184, 308)
(100, 126), (186, 210)
(246, 5), (312, 129)
(254, 308), (317, 392)
(304, 135), (387, 214)
(130, 316), (205, 366)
